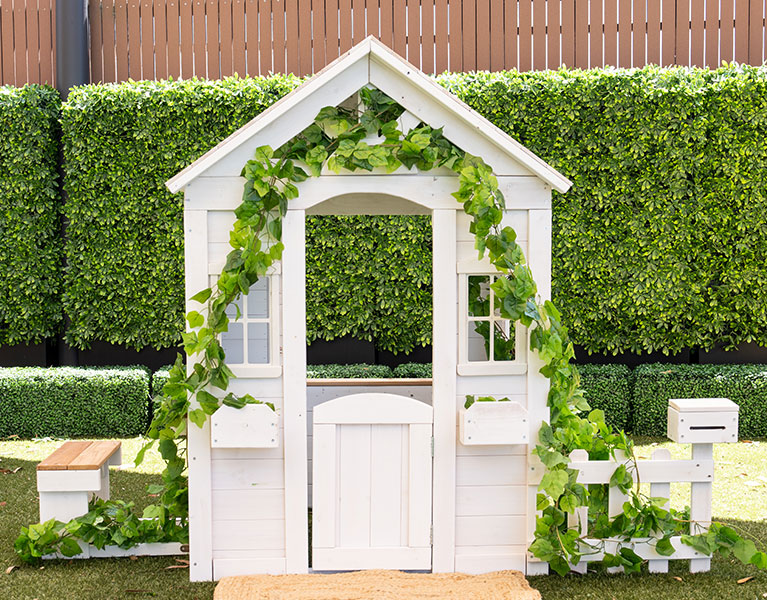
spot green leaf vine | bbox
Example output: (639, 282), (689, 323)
(15, 87), (767, 576)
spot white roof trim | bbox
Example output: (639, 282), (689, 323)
(166, 36), (572, 195)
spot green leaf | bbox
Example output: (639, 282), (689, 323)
(142, 505), (163, 520)
(751, 551), (767, 569)
(188, 408), (206, 429)
(197, 390), (220, 414)
(529, 537), (556, 561)
(158, 439), (177, 461)
(255, 145), (274, 164)
(655, 536), (675, 556)
(540, 469), (569, 499)
(733, 538), (758, 564)
(190, 288), (212, 304)
(58, 537), (82, 557)
(186, 311), (204, 328)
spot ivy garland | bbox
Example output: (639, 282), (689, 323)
(15, 89), (767, 576)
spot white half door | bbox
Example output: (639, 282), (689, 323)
(312, 393), (433, 571)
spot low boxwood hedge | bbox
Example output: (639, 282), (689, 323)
(306, 364), (394, 379)
(577, 364), (633, 432)
(152, 365), (173, 398)
(0, 367), (150, 439)
(392, 363), (433, 378)
(632, 363), (767, 439)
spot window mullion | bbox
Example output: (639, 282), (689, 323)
(242, 294), (249, 364)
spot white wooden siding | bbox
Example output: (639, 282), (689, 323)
(454, 371), (530, 564)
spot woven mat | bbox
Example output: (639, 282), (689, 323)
(214, 569), (541, 600)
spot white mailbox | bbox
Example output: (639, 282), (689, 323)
(667, 398), (739, 444)
(459, 401), (529, 445)
(210, 403), (279, 448)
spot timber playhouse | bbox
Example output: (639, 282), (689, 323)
(20, 37), (766, 593)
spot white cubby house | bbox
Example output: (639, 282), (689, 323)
(164, 36), (722, 583)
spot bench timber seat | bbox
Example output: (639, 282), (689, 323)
(37, 440), (122, 523)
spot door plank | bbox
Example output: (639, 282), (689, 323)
(408, 423), (432, 548)
(370, 424), (404, 547)
(338, 424), (372, 548)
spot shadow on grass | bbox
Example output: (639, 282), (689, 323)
(0, 455), (216, 600)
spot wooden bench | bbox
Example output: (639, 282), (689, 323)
(37, 441), (122, 523)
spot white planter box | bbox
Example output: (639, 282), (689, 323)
(211, 404), (279, 448)
(459, 401), (529, 445)
(667, 398), (739, 444)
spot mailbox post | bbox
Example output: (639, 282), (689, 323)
(667, 397), (739, 572)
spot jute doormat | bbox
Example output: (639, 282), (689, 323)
(213, 569), (541, 600)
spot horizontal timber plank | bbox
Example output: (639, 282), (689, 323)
(529, 459), (715, 485)
(37, 441), (92, 471)
(38, 441), (121, 471)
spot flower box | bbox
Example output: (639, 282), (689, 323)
(459, 400), (529, 445)
(210, 403), (279, 448)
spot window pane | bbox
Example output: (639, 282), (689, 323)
(493, 275), (504, 317)
(247, 278), (269, 319)
(221, 322), (244, 363)
(468, 275), (490, 317)
(247, 323), (269, 364)
(493, 320), (515, 361)
(467, 320), (490, 361)
(225, 295), (244, 320)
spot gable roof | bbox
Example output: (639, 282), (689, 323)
(166, 37), (571, 194)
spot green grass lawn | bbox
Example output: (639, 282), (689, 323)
(1, 437), (766, 599)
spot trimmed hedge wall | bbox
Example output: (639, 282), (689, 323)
(577, 364), (632, 432)
(60, 78), (300, 350)
(55, 67), (767, 355)
(632, 363), (767, 439)
(0, 85), (62, 345)
(307, 216), (432, 353)
(440, 65), (767, 355)
(0, 367), (150, 438)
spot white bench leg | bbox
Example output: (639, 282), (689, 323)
(39, 491), (90, 523)
(95, 464), (111, 501)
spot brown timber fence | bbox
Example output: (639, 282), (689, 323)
(1, 1), (766, 86)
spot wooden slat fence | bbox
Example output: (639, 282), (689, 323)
(0, 0), (55, 86)
(2, 1), (767, 86)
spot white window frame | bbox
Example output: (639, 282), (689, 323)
(457, 260), (527, 376)
(208, 263), (282, 378)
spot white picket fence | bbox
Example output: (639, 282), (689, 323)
(531, 444), (716, 574)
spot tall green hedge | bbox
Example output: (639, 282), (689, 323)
(0, 85), (62, 344)
(60, 77), (300, 349)
(440, 65), (767, 354)
(56, 67), (767, 355)
(0, 366), (150, 438)
(306, 215), (432, 352)
(632, 363), (767, 439)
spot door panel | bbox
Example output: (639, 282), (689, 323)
(312, 393), (433, 571)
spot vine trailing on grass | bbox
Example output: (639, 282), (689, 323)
(15, 88), (767, 575)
